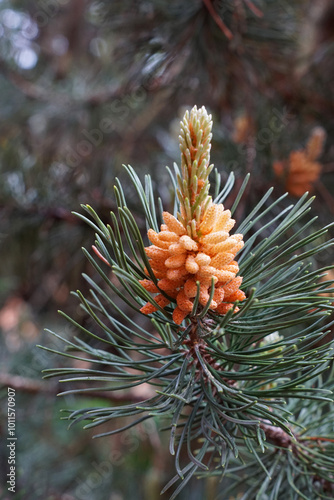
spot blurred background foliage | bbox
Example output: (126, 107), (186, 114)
(0, 0), (333, 499)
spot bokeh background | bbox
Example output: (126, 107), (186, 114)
(0, 1), (333, 499)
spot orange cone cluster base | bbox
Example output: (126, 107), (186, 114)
(140, 205), (246, 324)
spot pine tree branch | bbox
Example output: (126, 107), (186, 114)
(40, 106), (334, 498)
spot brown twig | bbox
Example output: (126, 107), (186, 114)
(300, 436), (334, 443)
(259, 421), (293, 449)
(243, 0), (263, 18)
(202, 0), (233, 39)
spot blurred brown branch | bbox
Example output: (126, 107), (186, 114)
(0, 59), (129, 107)
(202, 0), (233, 39)
(0, 372), (152, 402)
(0, 372), (52, 394)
